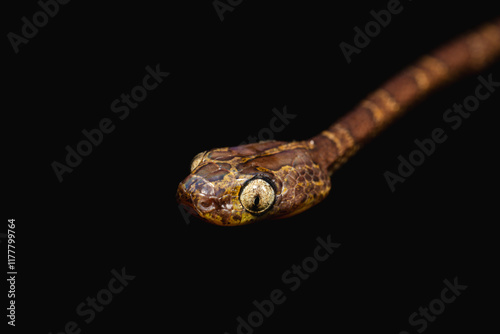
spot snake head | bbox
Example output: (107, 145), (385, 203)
(176, 140), (331, 226)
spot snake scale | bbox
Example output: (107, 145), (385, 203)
(177, 18), (500, 226)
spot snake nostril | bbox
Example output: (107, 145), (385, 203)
(197, 198), (216, 212)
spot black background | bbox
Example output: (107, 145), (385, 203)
(4, 0), (499, 333)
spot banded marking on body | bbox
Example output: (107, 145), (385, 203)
(376, 89), (400, 114)
(321, 123), (359, 171)
(320, 129), (343, 157)
(329, 142), (360, 172)
(467, 31), (491, 70)
(467, 23), (500, 70)
(416, 55), (449, 84)
(333, 123), (355, 148)
(407, 66), (431, 92)
(361, 99), (384, 127)
(365, 88), (401, 122)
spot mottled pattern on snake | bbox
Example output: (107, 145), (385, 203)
(177, 19), (500, 226)
(177, 141), (330, 225)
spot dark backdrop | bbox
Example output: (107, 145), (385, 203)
(4, 1), (498, 333)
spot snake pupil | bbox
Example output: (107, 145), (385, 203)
(253, 195), (260, 208)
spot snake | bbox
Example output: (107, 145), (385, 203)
(177, 18), (500, 226)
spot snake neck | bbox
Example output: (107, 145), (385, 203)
(309, 128), (360, 175)
(310, 18), (500, 176)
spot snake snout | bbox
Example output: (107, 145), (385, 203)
(177, 174), (230, 222)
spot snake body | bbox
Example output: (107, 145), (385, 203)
(177, 19), (500, 226)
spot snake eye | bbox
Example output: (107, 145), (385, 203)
(190, 151), (206, 172)
(239, 178), (275, 215)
